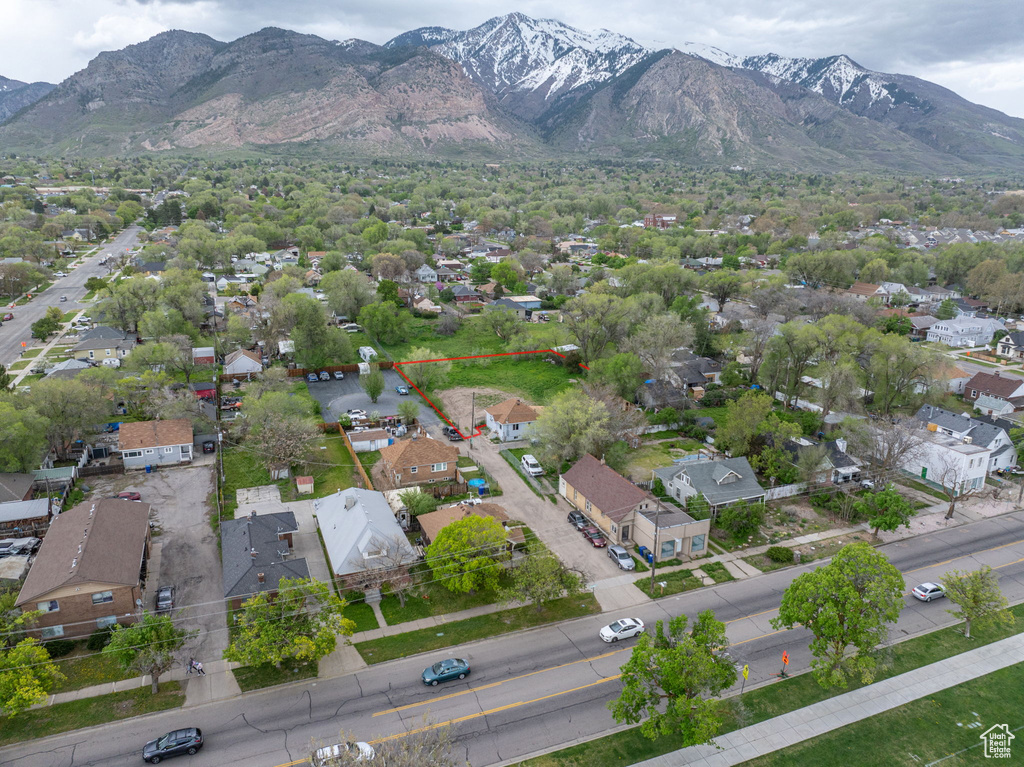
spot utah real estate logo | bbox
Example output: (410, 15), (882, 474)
(980, 724), (1014, 759)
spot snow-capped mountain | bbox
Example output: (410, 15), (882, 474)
(386, 13), (652, 119)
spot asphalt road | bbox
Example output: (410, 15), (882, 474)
(4, 512), (1023, 767)
(0, 226), (143, 368)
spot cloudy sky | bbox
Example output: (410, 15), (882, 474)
(5, 0), (1024, 117)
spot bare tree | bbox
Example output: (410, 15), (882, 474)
(311, 720), (465, 766)
(841, 417), (924, 479)
(933, 451), (985, 520)
(744, 319), (779, 381)
(349, 535), (416, 608)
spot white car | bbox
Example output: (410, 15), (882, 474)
(312, 742), (374, 765)
(599, 617), (645, 643)
(54, 271), (67, 277)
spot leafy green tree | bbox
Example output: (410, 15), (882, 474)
(750, 446), (798, 485)
(855, 485), (917, 537)
(321, 269), (375, 321)
(403, 347), (451, 391)
(715, 501), (765, 540)
(0, 364), (12, 391)
(0, 639), (65, 716)
(357, 301), (409, 344)
(772, 542), (904, 688)
(0, 587), (40, 649)
(398, 489), (438, 517)
(609, 611), (736, 742)
(104, 612), (196, 694)
(563, 293), (628, 365)
(717, 391), (772, 455)
(361, 366), (385, 403)
(702, 270), (745, 306)
(239, 390), (319, 473)
(532, 388), (612, 464)
(31, 378), (106, 460)
(502, 548), (584, 611)
(935, 298), (957, 320)
(376, 279), (402, 306)
(490, 261), (521, 290)
(589, 353), (645, 400)
(31, 316), (58, 340)
(481, 308), (523, 342)
(397, 400), (419, 425)
(0, 400), (49, 472)
(224, 577), (355, 668)
(426, 515), (510, 594)
(941, 566), (1015, 639)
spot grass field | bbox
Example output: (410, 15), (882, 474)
(357, 593), (601, 664)
(53, 647), (133, 692)
(0, 683), (184, 747)
(441, 358), (576, 405)
(379, 563), (510, 625)
(234, 658), (318, 692)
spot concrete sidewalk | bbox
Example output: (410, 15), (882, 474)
(632, 631), (1024, 767)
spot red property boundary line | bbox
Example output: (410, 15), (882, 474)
(392, 349), (587, 439)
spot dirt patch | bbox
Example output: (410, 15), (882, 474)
(436, 387), (529, 429)
(762, 499), (845, 541)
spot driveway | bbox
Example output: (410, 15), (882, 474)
(456, 435), (624, 581)
(306, 370), (441, 428)
(87, 464), (224, 663)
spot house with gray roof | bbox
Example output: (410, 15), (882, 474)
(314, 488), (417, 584)
(996, 331), (1024, 362)
(915, 404), (1017, 473)
(44, 358), (92, 380)
(654, 457), (765, 514)
(926, 316), (1004, 348)
(780, 437), (863, 485)
(221, 511), (309, 610)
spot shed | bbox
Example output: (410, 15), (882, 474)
(296, 476), (314, 495)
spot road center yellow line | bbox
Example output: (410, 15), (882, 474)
(905, 537), (1024, 574)
(373, 648), (626, 717)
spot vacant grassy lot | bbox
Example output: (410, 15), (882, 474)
(442, 358), (576, 404)
(520, 603), (1024, 767)
(308, 435), (356, 498)
(379, 563), (510, 625)
(220, 447), (287, 517)
(53, 647), (133, 692)
(635, 569), (702, 598)
(381, 316), (570, 362)
(695, 405), (729, 427)
(357, 593), (601, 664)
(0, 682), (184, 747)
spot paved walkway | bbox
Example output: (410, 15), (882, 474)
(632, 632), (1024, 767)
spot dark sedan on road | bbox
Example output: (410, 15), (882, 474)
(422, 658), (470, 685)
(156, 585), (175, 612)
(143, 727), (203, 763)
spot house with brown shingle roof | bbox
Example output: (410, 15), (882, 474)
(846, 282), (887, 301)
(963, 371), (1024, 406)
(379, 437), (459, 488)
(416, 502), (525, 547)
(560, 454), (710, 561)
(484, 398), (542, 442)
(118, 419), (194, 470)
(16, 498), (151, 639)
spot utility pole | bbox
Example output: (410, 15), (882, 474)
(649, 497), (662, 594)
(470, 391), (475, 450)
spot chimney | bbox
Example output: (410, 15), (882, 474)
(257, 572), (265, 584)
(250, 547), (257, 559)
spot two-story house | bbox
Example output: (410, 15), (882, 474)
(963, 371), (1024, 407)
(560, 454), (710, 561)
(415, 264), (438, 283)
(916, 404), (1017, 473)
(379, 438), (459, 487)
(926, 316), (1005, 348)
(484, 398), (542, 442)
(654, 457), (765, 515)
(16, 499), (151, 639)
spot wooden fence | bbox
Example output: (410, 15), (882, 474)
(339, 428), (374, 491)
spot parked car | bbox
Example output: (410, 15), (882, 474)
(54, 271), (66, 277)
(567, 510), (587, 530)
(59, 295), (67, 302)
(341, 323), (362, 333)
(312, 741), (375, 766)
(447, 431), (464, 442)
(306, 373), (318, 382)
(334, 371), (345, 380)
(607, 544), (635, 571)
(520, 454), (543, 477)
(78, 315), (91, 322)
(143, 727), (203, 763)
(2, 313), (12, 321)
(912, 582), (946, 602)
(319, 371), (330, 381)
(422, 657), (471, 686)
(581, 526), (607, 548)
(117, 491), (142, 501)
(396, 385), (409, 395)
(599, 617), (645, 643)
(156, 585), (175, 612)
(348, 409), (367, 418)
(202, 441), (216, 454)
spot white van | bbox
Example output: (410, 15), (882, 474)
(521, 454), (543, 477)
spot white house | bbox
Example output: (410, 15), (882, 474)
(348, 428), (394, 453)
(223, 349), (263, 376)
(926, 317), (1005, 348)
(915, 404), (1017, 473)
(415, 264), (438, 283)
(905, 434), (990, 497)
(483, 398), (542, 442)
(314, 488), (417, 583)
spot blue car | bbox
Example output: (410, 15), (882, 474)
(396, 385), (409, 395)
(422, 658), (470, 686)
(306, 373), (318, 382)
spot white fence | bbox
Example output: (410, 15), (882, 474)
(764, 482), (809, 501)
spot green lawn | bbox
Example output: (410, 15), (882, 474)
(308, 436), (356, 498)
(0, 682), (184, 747)
(520, 602), (1024, 767)
(899, 478), (949, 502)
(341, 593), (380, 633)
(54, 648), (133, 692)
(379, 563), (509, 625)
(381, 316), (570, 363)
(359, 450), (383, 472)
(695, 406), (729, 427)
(357, 593), (601, 664)
(220, 447), (287, 517)
(20, 347), (42, 358)
(440, 358), (576, 405)
(634, 569), (702, 598)
(233, 658), (319, 692)
(8, 360), (29, 370)
(742, 664), (1023, 767)
(701, 561), (735, 583)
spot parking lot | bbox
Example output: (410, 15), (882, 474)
(305, 369), (441, 427)
(87, 464), (224, 663)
